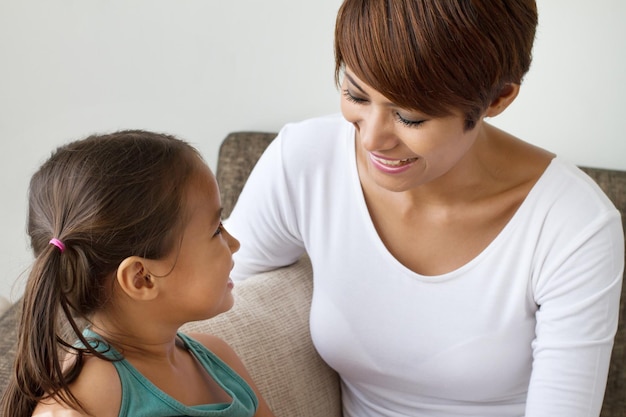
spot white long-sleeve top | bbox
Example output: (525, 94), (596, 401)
(226, 114), (624, 417)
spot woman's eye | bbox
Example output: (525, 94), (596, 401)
(342, 89), (367, 105)
(395, 112), (425, 128)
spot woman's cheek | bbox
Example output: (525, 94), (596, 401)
(340, 99), (359, 124)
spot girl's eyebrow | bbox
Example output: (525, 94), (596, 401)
(344, 72), (367, 95)
(213, 207), (224, 224)
(207, 207), (223, 230)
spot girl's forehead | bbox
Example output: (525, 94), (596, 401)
(178, 184), (221, 241)
(187, 165), (220, 208)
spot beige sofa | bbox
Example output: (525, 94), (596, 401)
(1, 131), (624, 417)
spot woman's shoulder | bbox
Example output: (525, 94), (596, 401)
(280, 113), (348, 135)
(33, 355), (121, 417)
(537, 157), (618, 214)
(517, 157), (622, 252)
(276, 113), (351, 152)
(274, 114), (354, 172)
(489, 124), (615, 214)
(252, 113), (354, 183)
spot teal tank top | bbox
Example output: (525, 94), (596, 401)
(82, 329), (258, 417)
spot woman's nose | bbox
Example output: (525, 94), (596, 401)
(356, 110), (397, 151)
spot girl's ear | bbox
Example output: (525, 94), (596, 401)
(116, 256), (159, 301)
(484, 83), (520, 118)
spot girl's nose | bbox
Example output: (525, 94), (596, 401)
(224, 228), (240, 253)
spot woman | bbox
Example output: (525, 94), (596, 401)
(226, 1), (624, 416)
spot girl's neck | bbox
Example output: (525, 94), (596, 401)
(89, 311), (182, 362)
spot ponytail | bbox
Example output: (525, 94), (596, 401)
(1, 243), (113, 416)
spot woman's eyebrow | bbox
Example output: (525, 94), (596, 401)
(344, 72), (367, 95)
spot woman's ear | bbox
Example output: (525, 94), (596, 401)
(484, 83), (520, 118)
(116, 256), (159, 301)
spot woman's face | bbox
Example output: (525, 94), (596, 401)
(340, 68), (484, 193)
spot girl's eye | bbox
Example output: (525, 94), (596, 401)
(213, 221), (224, 237)
(342, 89), (367, 105)
(395, 112), (425, 128)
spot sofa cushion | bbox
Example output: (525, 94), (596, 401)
(181, 256), (342, 417)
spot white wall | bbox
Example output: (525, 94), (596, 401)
(1, 1), (624, 302)
(493, 0), (626, 168)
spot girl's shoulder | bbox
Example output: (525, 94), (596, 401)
(183, 332), (242, 371)
(32, 354), (121, 417)
(32, 408), (86, 417)
(184, 332), (276, 417)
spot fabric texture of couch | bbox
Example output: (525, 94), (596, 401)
(0, 131), (624, 417)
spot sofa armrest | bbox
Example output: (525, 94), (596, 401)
(181, 256), (342, 417)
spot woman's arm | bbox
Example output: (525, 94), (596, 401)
(526, 210), (623, 416)
(225, 131), (306, 280)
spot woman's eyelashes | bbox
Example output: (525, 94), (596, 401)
(395, 112), (425, 127)
(343, 89), (426, 128)
(342, 88), (367, 104)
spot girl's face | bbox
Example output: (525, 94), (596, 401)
(340, 68), (483, 193)
(151, 162), (240, 322)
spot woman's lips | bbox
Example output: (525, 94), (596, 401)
(369, 153), (418, 173)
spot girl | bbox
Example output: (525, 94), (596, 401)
(0, 130), (275, 417)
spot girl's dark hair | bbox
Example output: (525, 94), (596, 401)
(334, 0), (538, 129)
(0, 130), (202, 416)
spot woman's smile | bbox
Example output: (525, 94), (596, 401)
(369, 153), (419, 174)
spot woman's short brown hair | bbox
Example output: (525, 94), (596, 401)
(334, 0), (538, 129)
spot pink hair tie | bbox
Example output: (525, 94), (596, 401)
(49, 238), (66, 253)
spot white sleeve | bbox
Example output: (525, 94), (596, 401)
(225, 129), (306, 280)
(526, 209), (624, 416)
